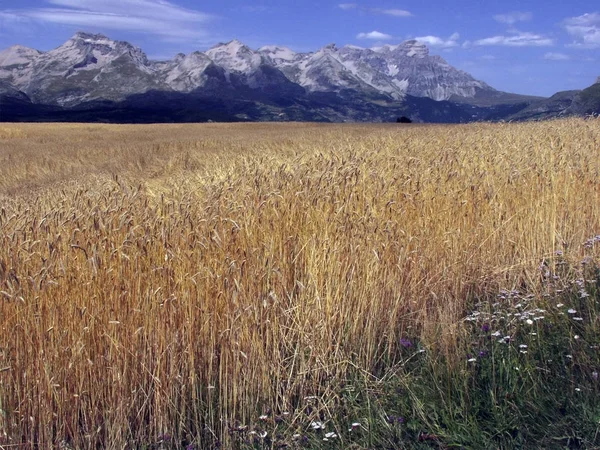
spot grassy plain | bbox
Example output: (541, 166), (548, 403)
(0, 119), (599, 448)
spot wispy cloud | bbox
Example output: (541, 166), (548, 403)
(378, 9), (412, 17)
(1, 0), (215, 43)
(543, 52), (571, 61)
(475, 31), (553, 47)
(415, 32), (460, 48)
(0, 11), (36, 35)
(564, 12), (600, 48)
(340, 4), (412, 17)
(493, 12), (532, 25)
(357, 31), (392, 40)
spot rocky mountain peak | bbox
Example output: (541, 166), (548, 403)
(374, 40), (429, 58)
(402, 40), (429, 54)
(595, 76), (600, 85)
(205, 39), (263, 74)
(258, 45), (298, 62)
(0, 45), (41, 67)
(71, 31), (111, 42)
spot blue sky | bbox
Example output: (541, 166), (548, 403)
(0, 0), (598, 96)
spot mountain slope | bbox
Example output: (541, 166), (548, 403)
(507, 77), (600, 121)
(568, 78), (600, 115)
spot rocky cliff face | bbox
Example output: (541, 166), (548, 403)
(339, 41), (491, 101)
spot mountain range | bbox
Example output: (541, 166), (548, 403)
(0, 32), (598, 123)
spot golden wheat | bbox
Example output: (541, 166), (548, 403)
(0, 118), (599, 448)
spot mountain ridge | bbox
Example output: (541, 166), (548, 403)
(2, 32), (595, 123)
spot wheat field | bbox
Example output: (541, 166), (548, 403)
(0, 119), (599, 448)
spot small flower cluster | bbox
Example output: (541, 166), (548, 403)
(583, 235), (600, 249)
(464, 290), (546, 333)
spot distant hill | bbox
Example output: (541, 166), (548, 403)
(508, 78), (600, 121)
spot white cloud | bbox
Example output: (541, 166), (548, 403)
(357, 31), (392, 40)
(475, 31), (553, 47)
(338, 3), (358, 10)
(493, 12), (532, 25)
(544, 52), (571, 61)
(380, 9), (412, 17)
(1, 0), (215, 43)
(564, 12), (600, 48)
(415, 32), (460, 48)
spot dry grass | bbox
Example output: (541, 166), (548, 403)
(0, 119), (599, 448)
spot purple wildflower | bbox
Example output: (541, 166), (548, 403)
(400, 337), (412, 348)
(481, 323), (490, 333)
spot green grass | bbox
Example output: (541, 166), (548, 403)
(229, 255), (600, 449)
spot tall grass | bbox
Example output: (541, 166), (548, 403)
(0, 119), (599, 448)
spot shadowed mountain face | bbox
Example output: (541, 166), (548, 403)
(1, 31), (592, 124)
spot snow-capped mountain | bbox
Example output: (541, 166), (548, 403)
(257, 40), (494, 102)
(0, 32), (544, 123)
(269, 40), (490, 101)
(205, 40), (264, 75)
(161, 51), (225, 93)
(257, 45), (302, 65)
(15, 32), (164, 106)
(368, 41), (490, 100)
